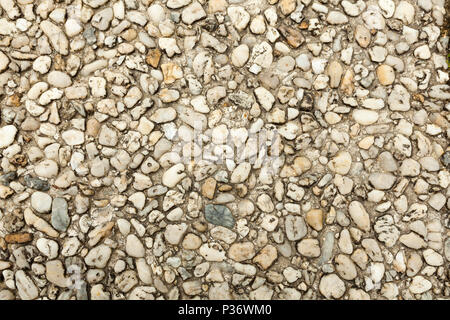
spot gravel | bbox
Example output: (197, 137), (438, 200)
(0, 0), (448, 301)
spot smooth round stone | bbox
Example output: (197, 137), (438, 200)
(352, 109), (379, 125)
(319, 274), (346, 299)
(31, 191), (52, 213)
(368, 173), (396, 190)
(326, 11), (349, 24)
(125, 234), (145, 258)
(231, 44), (249, 67)
(34, 159), (59, 178)
(162, 163), (186, 188)
(47, 71), (73, 88)
(327, 61), (343, 88)
(150, 107), (177, 123)
(0, 125), (17, 148)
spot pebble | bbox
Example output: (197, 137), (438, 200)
(62, 130), (85, 146)
(31, 191), (52, 214)
(47, 71), (72, 88)
(348, 201), (371, 232)
(162, 164), (186, 188)
(15, 270), (39, 300)
(319, 274), (346, 299)
(182, 2), (206, 25)
(253, 245), (277, 270)
(231, 44), (249, 68)
(297, 239), (321, 257)
(409, 276), (432, 294)
(394, 1), (415, 24)
(353, 109), (379, 125)
(204, 204), (235, 229)
(228, 242), (255, 262)
(0, 125), (17, 148)
(376, 64), (395, 85)
(369, 173), (396, 190)
(327, 11), (349, 24)
(285, 215), (307, 241)
(51, 198), (70, 232)
(328, 151), (352, 175)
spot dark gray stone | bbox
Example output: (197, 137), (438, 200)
(441, 151), (450, 168)
(0, 171), (17, 186)
(24, 175), (50, 191)
(204, 204), (235, 229)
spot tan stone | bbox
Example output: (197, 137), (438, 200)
(201, 177), (216, 200)
(228, 242), (255, 262)
(279, 0), (296, 16)
(328, 151), (352, 175)
(86, 118), (101, 137)
(146, 48), (161, 68)
(327, 61), (343, 88)
(182, 233), (202, 250)
(24, 208), (59, 238)
(306, 209), (323, 231)
(4, 233), (32, 244)
(46, 260), (68, 287)
(208, 0), (228, 13)
(0, 185), (14, 199)
(355, 25), (371, 48)
(358, 136), (375, 149)
(253, 244), (277, 270)
(292, 156), (311, 175)
(278, 24), (304, 48)
(161, 62), (183, 84)
(340, 69), (355, 95)
(377, 65), (395, 86)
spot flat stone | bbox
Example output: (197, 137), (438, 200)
(150, 107), (177, 124)
(231, 44), (249, 67)
(297, 239), (321, 257)
(62, 130), (84, 146)
(125, 234), (145, 258)
(47, 71), (72, 88)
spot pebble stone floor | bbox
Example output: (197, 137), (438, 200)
(0, 0), (449, 300)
